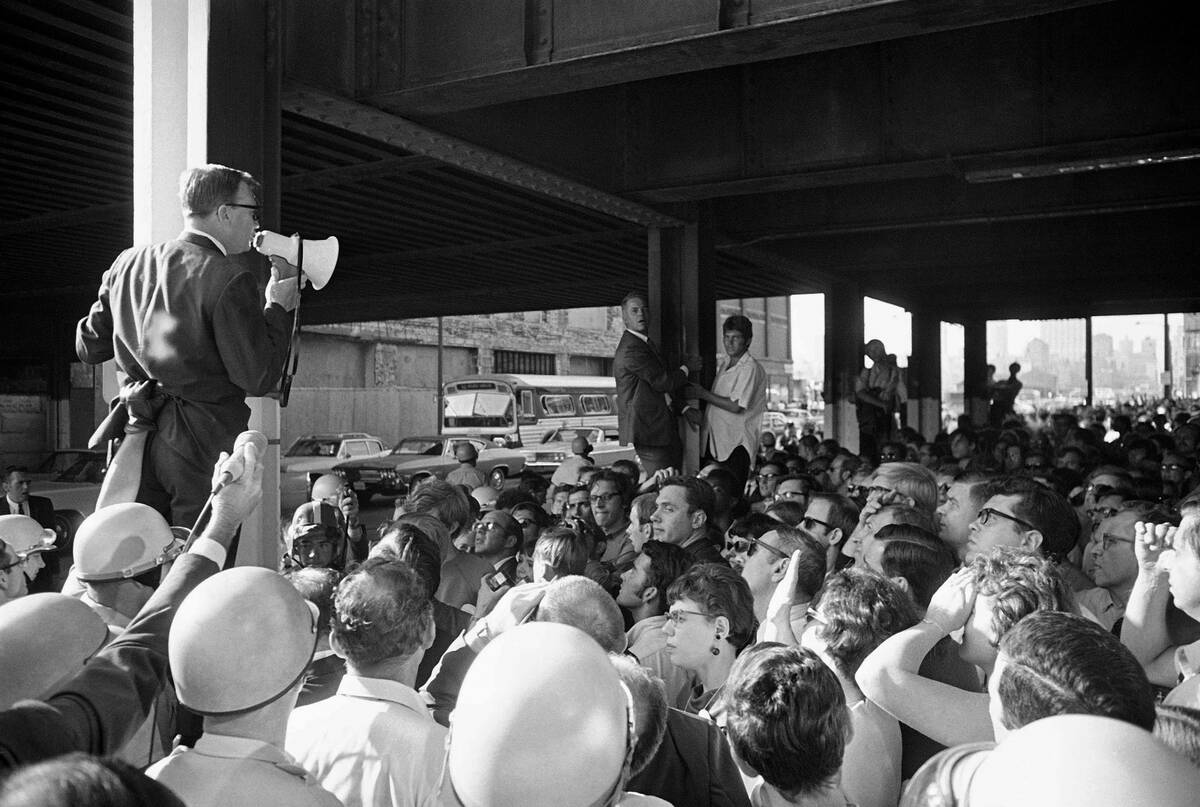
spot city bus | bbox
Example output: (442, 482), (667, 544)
(442, 374), (618, 447)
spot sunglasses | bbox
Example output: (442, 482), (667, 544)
(724, 532), (789, 560)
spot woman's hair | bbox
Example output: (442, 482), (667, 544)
(873, 524), (958, 609)
(970, 547), (1076, 644)
(665, 563), (758, 652)
(812, 568), (919, 677)
(1154, 705), (1200, 768)
(532, 527), (591, 580)
(722, 645), (849, 800)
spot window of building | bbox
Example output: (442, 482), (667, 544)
(494, 350), (556, 375)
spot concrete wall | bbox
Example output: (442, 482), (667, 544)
(280, 387), (439, 450)
(0, 395), (48, 468)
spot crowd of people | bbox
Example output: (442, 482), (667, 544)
(4, 394), (1200, 805)
(2, 164), (1200, 804)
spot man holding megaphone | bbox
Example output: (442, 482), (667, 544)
(76, 164), (300, 532)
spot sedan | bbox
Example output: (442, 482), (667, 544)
(334, 435), (526, 506)
(520, 427), (636, 475)
(280, 432), (389, 513)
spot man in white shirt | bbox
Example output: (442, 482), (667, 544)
(694, 315), (767, 493)
(288, 557), (445, 807)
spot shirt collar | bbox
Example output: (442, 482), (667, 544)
(181, 227), (228, 256)
(193, 732), (292, 763)
(5, 498), (22, 513)
(337, 673), (427, 715)
(625, 328), (649, 343)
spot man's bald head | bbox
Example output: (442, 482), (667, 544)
(535, 575), (626, 653)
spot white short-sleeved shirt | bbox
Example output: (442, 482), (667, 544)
(701, 351), (767, 462)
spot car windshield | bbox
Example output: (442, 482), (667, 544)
(53, 456), (105, 484)
(286, 439), (341, 457)
(443, 392), (514, 429)
(541, 428), (600, 444)
(392, 438), (444, 456)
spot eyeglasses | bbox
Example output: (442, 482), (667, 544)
(976, 507), (1036, 532)
(224, 202), (261, 223)
(1100, 532), (1134, 551)
(801, 515), (832, 532)
(473, 521), (506, 532)
(666, 608), (710, 625)
(867, 485), (895, 499)
(1087, 506), (1120, 523)
(758, 472), (781, 481)
(1162, 464), (1188, 472)
(776, 488), (809, 500)
(1086, 483), (1116, 497)
(724, 531), (790, 560)
(515, 517), (537, 528)
(589, 492), (620, 505)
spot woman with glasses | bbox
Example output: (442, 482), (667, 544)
(662, 563), (757, 722)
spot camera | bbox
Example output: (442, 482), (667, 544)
(485, 570), (512, 592)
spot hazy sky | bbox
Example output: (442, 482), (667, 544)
(789, 295), (1184, 379)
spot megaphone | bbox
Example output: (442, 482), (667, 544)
(252, 230), (338, 290)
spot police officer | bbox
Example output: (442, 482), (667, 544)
(72, 502), (185, 633)
(442, 621), (668, 807)
(0, 514), (56, 603)
(145, 566), (339, 807)
(0, 593), (107, 710)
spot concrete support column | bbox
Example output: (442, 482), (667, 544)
(963, 317), (989, 427)
(476, 347), (495, 374)
(133, 0), (282, 568)
(647, 207), (714, 474)
(910, 311), (942, 440)
(824, 282), (864, 453)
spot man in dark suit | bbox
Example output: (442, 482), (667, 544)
(614, 292), (697, 474)
(76, 164), (298, 530)
(1, 467), (60, 592)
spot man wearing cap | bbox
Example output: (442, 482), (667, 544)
(0, 435), (268, 771)
(145, 566), (339, 807)
(287, 559), (445, 807)
(446, 442), (486, 490)
(70, 502), (184, 636)
(614, 291), (699, 474)
(287, 500), (350, 571)
(443, 622), (668, 807)
(0, 513), (57, 602)
(75, 164), (299, 530)
(1, 467), (60, 592)
(552, 435), (596, 489)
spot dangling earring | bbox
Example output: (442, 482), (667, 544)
(711, 635), (722, 656)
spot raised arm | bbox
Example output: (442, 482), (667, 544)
(0, 439), (265, 769)
(1121, 521), (1180, 687)
(855, 568), (994, 747)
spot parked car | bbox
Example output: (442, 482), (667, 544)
(31, 450), (106, 545)
(28, 449), (107, 483)
(280, 432), (389, 513)
(521, 427), (637, 475)
(334, 435), (526, 507)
